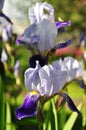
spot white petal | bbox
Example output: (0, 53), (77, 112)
(1, 49), (8, 62)
(38, 65), (52, 95)
(63, 57), (83, 82)
(38, 59), (68, 96)
(49, 60), (68, 95)
(37, 19), (57, 54)
(28, 2), (54, 24)
(24, 61), (41, 91)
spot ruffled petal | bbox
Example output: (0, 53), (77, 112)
(24, 61), (41, 91)
(16, 24), (39, 54)
(63, 57), (83, 82)
(38, 65), (51, 95)
(28, 2), (54, 24)
(16, 24), (38, 44)
(16, 92), (40, 120)
(38, 59), (68, 96)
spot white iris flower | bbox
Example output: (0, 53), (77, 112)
(17, 19), (57, 55)
(24, 57), (82, 96)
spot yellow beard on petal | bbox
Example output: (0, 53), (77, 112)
(30, 90), (39, 95)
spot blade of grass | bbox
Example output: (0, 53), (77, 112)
(43, 101), (51, 130)
(51, 99), (58, 130)
(6, 101), (12, 130)
(47, 121), (52, 130)
(63, 103), (82, 130)
(0, 77), (5, 130)
(82, 91), (86, 127)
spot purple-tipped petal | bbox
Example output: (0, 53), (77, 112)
(51, 40), (71, 52)
(77, 80), (86, 89)
(16, 93), (40, 120)
(55, 39), (71, 49)
(55, 20), (71, 29)
(57, 92), (81, 116)
(0, 12), (13, 24)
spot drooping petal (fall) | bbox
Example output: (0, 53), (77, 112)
(57, 92), (81, 115)
(16, 92), (40, 120)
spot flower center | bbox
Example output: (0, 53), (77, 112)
(29, 54), (48, 68)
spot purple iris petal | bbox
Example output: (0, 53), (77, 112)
(55, 20), (71, 29)
(0, 12), (13, 24)
(16, 93), (40, 120)
(57, 92), (81, 116)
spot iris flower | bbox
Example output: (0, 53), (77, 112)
(16, 19), (71, 56)
(16, 57), (84, 120)
(28, 1), (71, 28)
(16, 2), (71, 56)
(16, 2), (86, 122)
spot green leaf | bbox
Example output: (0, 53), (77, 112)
(6, 102), (12, 130)
(63, 103), (82, 130)
(0, 76), (5, 130)
(51, 99), (58, 130)
(82, 93), (86, 127)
